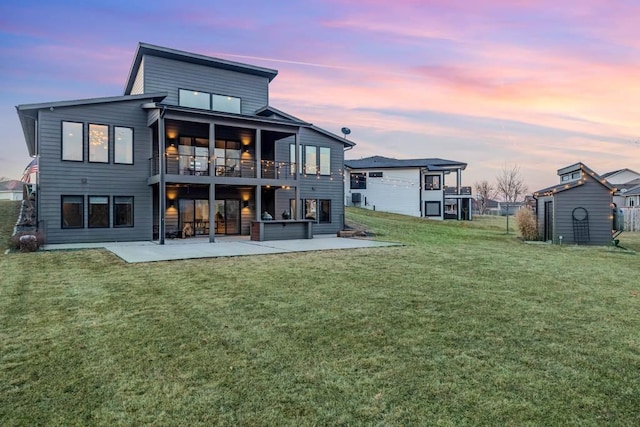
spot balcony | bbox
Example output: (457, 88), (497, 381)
(150, 154), (295, 180)
(444, 186), (472, 195)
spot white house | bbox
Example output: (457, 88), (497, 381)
(344, 156), (471, 220)
(601, 168), (640, 207)
(0, 180), (23, 201)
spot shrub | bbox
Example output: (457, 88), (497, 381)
(8, 231), (45, 252)
(516, 208), (538, 241)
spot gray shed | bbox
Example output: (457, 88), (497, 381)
(533, 163), (615, 245)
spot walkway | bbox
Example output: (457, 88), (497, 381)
(42, 235), (398, 263)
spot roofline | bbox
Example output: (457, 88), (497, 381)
(124, 42), (279, 94)
(256, 105), (355, 148)
(16, 92), (168, 112)
(344, 156), (467, 170)
(151, 103), (312, 129)
(602, 168), (640, 178)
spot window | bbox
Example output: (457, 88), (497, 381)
(62, 121), (83, 161)
(89, 124), (109, 163)
(350, 173), (367, 189)
(319, 147), (331, 175)
(425, 175), (441, 190)
(179, 89), (211, 110)
(319, 200), (331, 223)
(304, 199), (317, 220)
(290, 143), (303, 174)
(369, 171), (383, 178)
(571, 171), (581, 179)
(212, 94), (241, 114)
(89, 196), (109, 228)
(425, 201), (441, 217)
(114, 126), (133, 164)
(114, 196), (134, 227)
(304, 145), (317, 174)
(61, 196), (83, 228)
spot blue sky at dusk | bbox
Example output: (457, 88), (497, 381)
(1, 0), (639, 191)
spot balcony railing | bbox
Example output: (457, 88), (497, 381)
(150, 154), (295, 180)
(444, 186), (472, 195)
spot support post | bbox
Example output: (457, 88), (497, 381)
(158, 113), (166, 244)
(209, 183), (216, 242)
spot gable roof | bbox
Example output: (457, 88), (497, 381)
(601, 168), (640, 179)
(0, 180), (22, 191)
(256, 106), (355, 147)
(534, 162), (615, 197)
(345, 155), (466, 171)
(124, 43), (279, 95)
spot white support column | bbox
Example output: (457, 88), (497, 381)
(456, 169), (462, 220)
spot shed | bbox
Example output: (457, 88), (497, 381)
(533, 163), (615, 245)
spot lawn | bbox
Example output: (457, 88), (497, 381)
(1, 204), (639, 426)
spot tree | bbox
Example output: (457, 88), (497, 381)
(474, 180), (497, 215)
(496, 165), (528, 233)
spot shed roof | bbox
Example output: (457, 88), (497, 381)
(345, 155), (466, 171)
(534, 162), (615, 197)
(124, 43), (279, 94)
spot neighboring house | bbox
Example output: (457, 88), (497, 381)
(601, 168), (640, 207)
(472, 197), (499, 215)
(16, 42), (354, 244)
(533, 163), (615, 245)
(0, 180), (23, 201)
(344, 156), (472, 220)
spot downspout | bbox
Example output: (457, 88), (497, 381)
(343, 143), (353, 229)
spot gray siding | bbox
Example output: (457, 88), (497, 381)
(553, 178), (612, 245)
(142, 55), (269, 114)
(275, 127), (346, 234)
(130, 58), (144, 95)
(37, 99), (153, 244)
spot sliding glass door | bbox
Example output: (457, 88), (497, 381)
(214, 199), (240, 235)
(179, 199), (210, 236)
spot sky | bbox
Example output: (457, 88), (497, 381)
(1, 0), (639, 192)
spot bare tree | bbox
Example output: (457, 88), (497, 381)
(474, 180), (497, 215)
(496, 165), (528, 233)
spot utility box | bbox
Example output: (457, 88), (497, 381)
(352, 193), (362, 204)
(613, 207), (624, 231)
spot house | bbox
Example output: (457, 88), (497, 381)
(601, 168), (640, 207)
(533, 163), (616, 245)
(0, 180), (23, 201)
(16, 43), (354, 244)
(344, 156), (472, 220)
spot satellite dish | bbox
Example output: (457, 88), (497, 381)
(341, 127), (351, 138)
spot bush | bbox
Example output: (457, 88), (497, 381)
(516, 208), (538, 241)
(8, 231), (45, 252)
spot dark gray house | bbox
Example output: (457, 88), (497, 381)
(533, 163), (615, 245)
(344, 156), (471, 220)
(16, 43), (354, 244)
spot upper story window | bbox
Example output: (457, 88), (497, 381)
(369, 171), (383, 178)
(179, 89), (242, 114)
(89, 124), (109, 163)
(425, 175), (441, 190)
(179, 89), (211, 110)
(319, 147), (331, 175)
(212, 94), (241, 114)
(114, 126), (133, 164)
(305, 145), (317, 174)
(62, 121), (83, 161)
(350, 173), (366, 189)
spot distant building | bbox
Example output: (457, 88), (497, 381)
(0, 180), (23, 201)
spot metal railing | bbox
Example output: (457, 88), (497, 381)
(150, 155), (296, 180)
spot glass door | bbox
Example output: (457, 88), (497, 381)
(180, 199), (210, 237)
(214, 199), (241, 235)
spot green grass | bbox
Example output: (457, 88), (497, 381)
(0, 200), (20, 252)
(1, 206), (639, 426)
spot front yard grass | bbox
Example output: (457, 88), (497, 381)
(1, 207), (639, 425)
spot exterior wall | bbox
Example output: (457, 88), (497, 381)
(130, 57), (144, 95)
(275, 127), (346, 234)
(422, 172), (445, 219)
(37, 99), (154, 244)
(345, 167), (422, 217)
(0, 191), (23, 201)
(142, 55), (269, 114)
(553, 179), (612, 245)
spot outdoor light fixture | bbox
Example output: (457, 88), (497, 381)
(243, 200), (249, 208)
(169, 199), (176, 208)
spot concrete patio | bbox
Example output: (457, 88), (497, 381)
(42, 235), (399, 263)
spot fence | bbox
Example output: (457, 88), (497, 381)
(624, 207), (640, 232)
